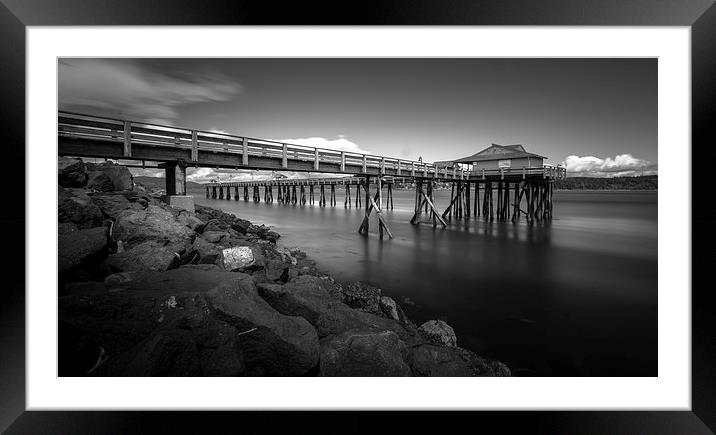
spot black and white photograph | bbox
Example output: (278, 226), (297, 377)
(57, 57), (657, 378)
(1, 0), (714, 432)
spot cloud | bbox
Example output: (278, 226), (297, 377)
(563, 154), (657, 177)
(58, 59), (242, 124)
(277, 135), (370, 155)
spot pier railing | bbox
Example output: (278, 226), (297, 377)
(59, 111), (566, 181)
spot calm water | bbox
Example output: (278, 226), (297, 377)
(193, 187), (657, 377)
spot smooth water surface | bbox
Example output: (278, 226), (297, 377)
(193, 187), (657, 376)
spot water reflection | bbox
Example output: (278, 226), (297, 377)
(194, 189), (657, 376)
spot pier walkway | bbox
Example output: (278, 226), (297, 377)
(58, 111), (566, 238)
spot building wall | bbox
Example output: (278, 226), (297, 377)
(471, 157), (543, 173)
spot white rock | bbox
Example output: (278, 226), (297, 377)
(222, 246), (254, 270)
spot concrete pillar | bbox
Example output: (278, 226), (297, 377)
(160, 161), (187, 196)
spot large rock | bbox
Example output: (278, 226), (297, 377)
(192, 237), (223, 265)
(341, 282), (382, 315)
(319, 330), (411, 376)
(379, 296), (404, 323)
(90, 193), (142, 219)
(60, 269), (265, 376)
(257, 276), (414, 341)
(418, 320), (457, 347)
(107, 240), (181, 272)
(58, 157), (88, 187)
(113, 205), (194, 248)
(176, 211), (204, 231)
(58, 187), (105, 229)
(409, 344), (511, 377)
(205, 275), (319, 376)
(86, 161), (133, 191)
(58, 226), (109, 273)
(221, 246), (255, 270)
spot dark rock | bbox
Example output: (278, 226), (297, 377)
(113, 205), (194, 249)
(176, 211), (204, 230)
(59, 187), (105, 229)
(180, 263), (221, 271)
(58, 157), (88, 187)
(192, 237), (222, 265)
(341, 282), (382, 315)
(201, 231), (229, 244)
(59, 320), (104, 376)
(319, 329), (411, 376)
(201, 219), (230, 233)
(418, 320), (457, 347)
(256, 276), (414, 341)
(61, 269), (258, 376)
(65, 281), (107, 296)
(107, 240), (181, 272)
(58, 226), (109, 273)
(89, 193), (140, 218)
(409, 344), (510, 377)
(205, 275), (319, 376)
(58, 222), (79, 235)
(86, 161), (133, 191)
(379, 296), (412, 327)
(90, 193), (142, 219)
(86, 172), (115, 192)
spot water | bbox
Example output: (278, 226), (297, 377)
(193, 187), (657, 377)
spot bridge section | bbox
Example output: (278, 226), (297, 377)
(58, 111), (566, 238)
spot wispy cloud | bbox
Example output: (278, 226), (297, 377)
(277, 136), (370, 155)
(58, 59), (242, 124)
(563, 154), (657, 177)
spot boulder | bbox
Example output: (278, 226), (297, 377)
(86, 161), (133, 191)
(319, 330), (411, 376)
(409, 344), (510, 377)
(205, 276), (319, 376)
(201, 231), (229, 244)
(221, 246), (255, 270)
(58, 226), (109, 273)
(341, 282), (382, 315)
(90, 193), (142, 219)
(418, 320), (457, 347)
(86, 172), (115, 192)
(192, 237), (223, 265)
(58, 187), (105, 229)
(58, 222), (79, 235)
(60, 269), (262, 376)
(379, 296), (399, 321)
(65, 281), (107, 296)
(58, 157), (88, 187)
(176, 211), (204, 231)
(257, 276), (413, 341)
(107, 240), (181, 272)
(113, 205), (194, 249)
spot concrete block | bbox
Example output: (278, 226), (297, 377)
(161, 195), (195, 213)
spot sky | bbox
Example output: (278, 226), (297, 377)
(58, 58), (657, 182)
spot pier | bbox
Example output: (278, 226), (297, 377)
(58, 111), (566, 239)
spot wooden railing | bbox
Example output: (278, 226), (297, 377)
(58, 111), (565, 180)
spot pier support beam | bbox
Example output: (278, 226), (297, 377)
(410, 179), (447, 227)
(158, 161), (187, 196)
(358, 176), (393, 239)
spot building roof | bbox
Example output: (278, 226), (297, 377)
(452, 144), (546, 163)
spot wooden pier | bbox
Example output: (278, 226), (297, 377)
(58, 111), (566, 239)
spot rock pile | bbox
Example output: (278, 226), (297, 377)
(57, 157), (511, 377)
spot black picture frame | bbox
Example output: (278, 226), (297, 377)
(1, 1), (713, 433)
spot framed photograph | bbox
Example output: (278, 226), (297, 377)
(2, 0), (713, 432)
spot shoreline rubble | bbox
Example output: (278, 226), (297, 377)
(58, 157), (511, 377)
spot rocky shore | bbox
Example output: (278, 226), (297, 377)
(58, 157), (511, 377)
